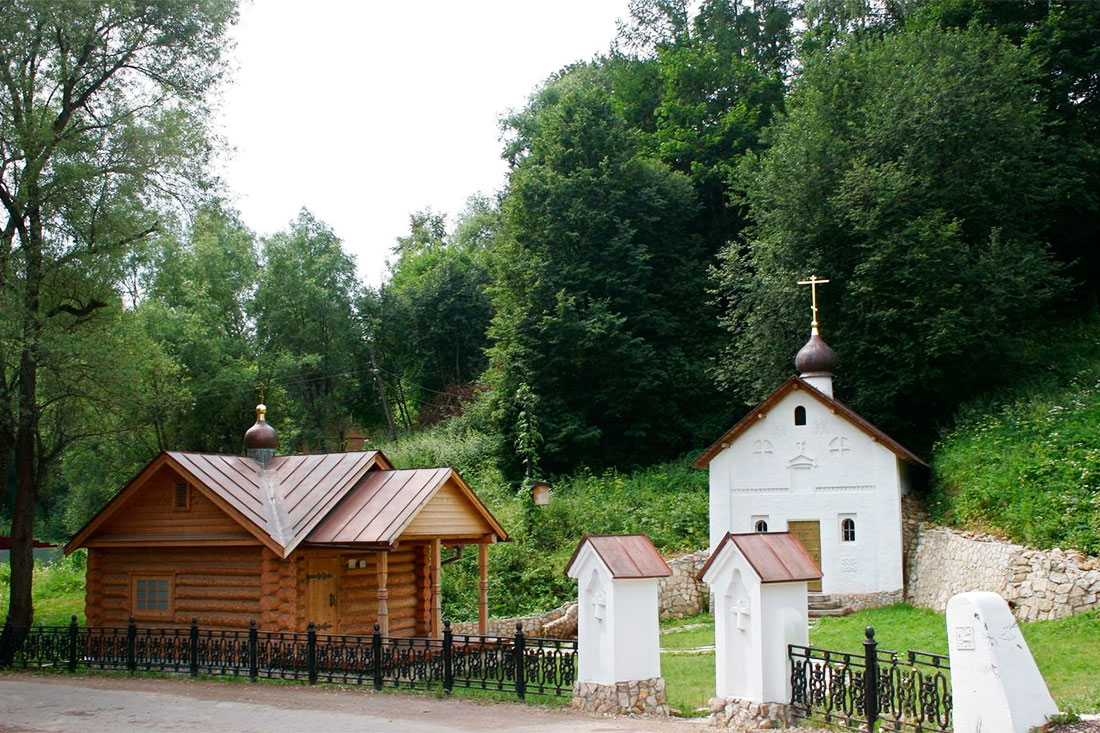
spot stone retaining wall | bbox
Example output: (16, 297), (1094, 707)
(450, 601), (577, 638)
(906, 524), (1100, 621)
(658, 550), (710, 620)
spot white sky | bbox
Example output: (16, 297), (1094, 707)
(217, 1), (631, 286)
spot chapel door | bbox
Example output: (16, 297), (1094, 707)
(306, 557), (340, 632)
(788, 520), (822, 592)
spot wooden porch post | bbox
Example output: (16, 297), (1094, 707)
(478, 542), (489, 635)
(376, 551), (389, 636)
(431, 538), (442, 637)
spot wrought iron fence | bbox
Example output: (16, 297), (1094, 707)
(789, 626), (952, 732)
(2, 616), (577, 701)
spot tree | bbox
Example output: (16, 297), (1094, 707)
(488, 64), (720, 476)
(0, 0), (237, 647)
(253, 210), (366, 451)
(715, 25), (1067, 449)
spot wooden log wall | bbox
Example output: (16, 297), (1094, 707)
(88, 547), (263, 628)
(289, 546), (429, 636)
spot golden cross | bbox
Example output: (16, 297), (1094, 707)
(256, 382), (267, 405)
(797, 274), (831, 329)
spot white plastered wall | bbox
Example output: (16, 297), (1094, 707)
(703, 541), (810, 703)
(567, 544), (662, 685)
(708, 388), (904, 595)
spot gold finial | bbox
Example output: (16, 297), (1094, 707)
(255, 403), (267, 421)
(797, 274), (831, 332)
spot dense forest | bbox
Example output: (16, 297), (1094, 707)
(3, 0), (1100, 626)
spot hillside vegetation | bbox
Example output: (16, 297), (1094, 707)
(930, 319), (1100, 556)
(380, 415), (707, 619)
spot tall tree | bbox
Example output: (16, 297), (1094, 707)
(253, 210), (366, 451)
(0, 0), (236, 646)
(489, 64), (719, 476)
(715, 25), (1067, 449)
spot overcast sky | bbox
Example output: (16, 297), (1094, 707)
(216, 1), (631, 286)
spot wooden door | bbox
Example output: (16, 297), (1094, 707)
(306, 557), (339, 631)
(788, 521), (822, 592)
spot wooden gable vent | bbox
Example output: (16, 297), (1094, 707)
(173, 482), (189, 510)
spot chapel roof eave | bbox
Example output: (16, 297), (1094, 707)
(691, 376), (927, 470)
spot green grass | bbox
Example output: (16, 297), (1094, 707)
(657, 605), (1100, 715)
(660, 622), (715, 651)
(930, 317), (1100, 556)
(0, 552), (86, 626)
(662, 651), (716, 716)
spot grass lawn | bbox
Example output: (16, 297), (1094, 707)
(659, 604), (1100, 717)
(0, 554), (86, 626)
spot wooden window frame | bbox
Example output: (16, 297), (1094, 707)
(132, 575), (174, 620)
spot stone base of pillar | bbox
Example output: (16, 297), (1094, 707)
(707, 697), (801, 729)
(571, 678), (670, 716)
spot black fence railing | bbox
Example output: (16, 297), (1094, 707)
(1, 616), (576, 700)
(789, 626), (952, 732)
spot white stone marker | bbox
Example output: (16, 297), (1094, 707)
(565, 534), (672, 716)
(946, 591), (1058, 733)
(698, 531), (821, 727)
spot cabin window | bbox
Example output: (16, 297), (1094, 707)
(794, 406), (807, 426)
(133, 577), (172, 618)
(173, 482), (189, 510)
(841, 517), (856, 543)
(754, 520), (768, 532)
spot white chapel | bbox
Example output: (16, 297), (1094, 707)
(693, 276), (927, 602)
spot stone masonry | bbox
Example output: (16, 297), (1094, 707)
(572, 677), (670, 716)
(657, 549), (710, 619)
(707, 697), (800, 729)
(906, 524), (1100, 621)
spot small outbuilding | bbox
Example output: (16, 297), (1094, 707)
(65, 406), (508, 637)
(564, 534), (671, 686)
(698, 531), (822, 703)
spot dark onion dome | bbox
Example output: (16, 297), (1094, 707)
(795, 329), (837, 376)
(244, 404), (278, 450)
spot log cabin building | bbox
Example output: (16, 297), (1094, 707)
(65, 406), (508, 637)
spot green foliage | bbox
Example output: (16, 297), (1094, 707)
(254, 210), (369, 451)
(716, 24), (1067, 450)
(0, 552), (86, 626)
(488, 62), (722, 475)
(930, 320), (1100, 555)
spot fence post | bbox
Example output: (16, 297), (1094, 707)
(372, 623), (383, 691)
(864, 626), (879, 729)
(126, 617), (137, 675)
(307, 621), (317, 685)
(249, 620), (258, 682)
(67, 615), (78, 672)
(514, 622), (526, 701)
(443, 620), (453, 695)
(189, 618), (199, 677)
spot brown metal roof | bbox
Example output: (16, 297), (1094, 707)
(691, 376), (927, 469)
(697, 532), (823, 584)
(167, 451), (384, 555)
(306, 467), (451, 545)
(565, 534), (672, 579)
(67, 449), (508, 557)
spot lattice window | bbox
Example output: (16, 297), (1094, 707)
(134, 577), (172, 617)
(841, 517), (856, 543)
(754, 519), (768, 532)
(173, 482), (189, 509)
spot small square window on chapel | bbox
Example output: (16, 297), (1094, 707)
(133, 577), (172, 618)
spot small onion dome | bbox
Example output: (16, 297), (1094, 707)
(244, 404), (278, 450)
(795, 328), (837, 376)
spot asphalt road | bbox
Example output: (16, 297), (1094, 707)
(0, 673), (707, 733)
